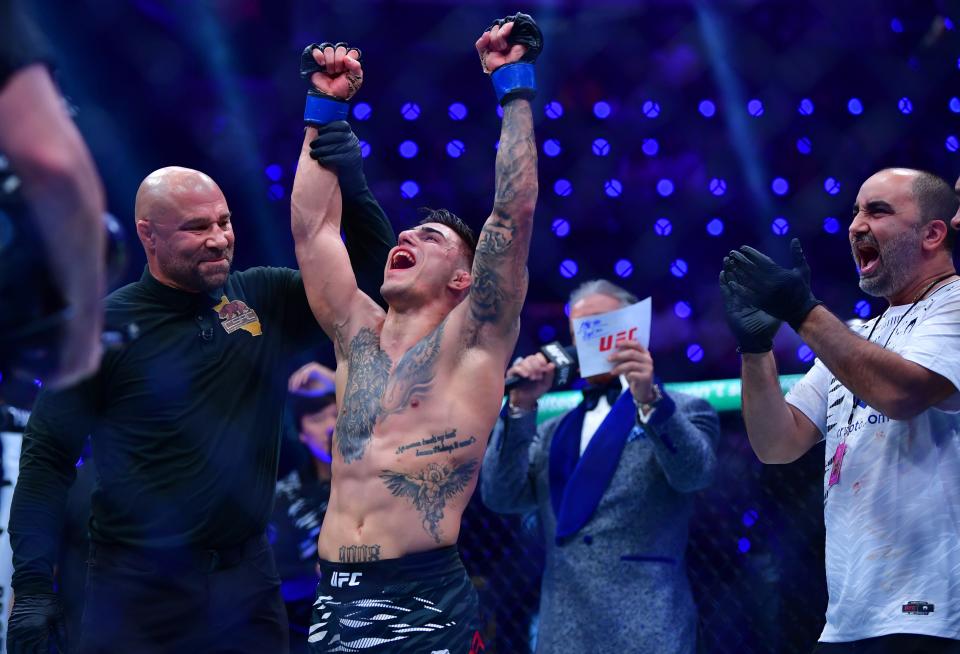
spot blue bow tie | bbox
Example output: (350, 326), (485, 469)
(581, 378), (623, 410)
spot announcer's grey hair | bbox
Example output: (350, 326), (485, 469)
(568, 279), (638, 309)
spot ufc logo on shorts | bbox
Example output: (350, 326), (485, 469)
(330, 571), (362, 588)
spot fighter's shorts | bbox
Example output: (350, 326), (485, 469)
(309, 545), (484, 653)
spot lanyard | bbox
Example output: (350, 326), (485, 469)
(827, 273), (959, 499)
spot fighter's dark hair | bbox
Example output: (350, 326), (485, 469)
(417, 207), (477, 265)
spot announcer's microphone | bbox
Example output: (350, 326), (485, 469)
(504, 341), (578, 392)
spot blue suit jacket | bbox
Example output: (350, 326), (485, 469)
(481, 390), (719, 654)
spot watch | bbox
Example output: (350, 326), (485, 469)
(636, 384), (663, 420)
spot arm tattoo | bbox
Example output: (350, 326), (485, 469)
(467, 99), (536, 335)
(335, 327), (391, 463)
(379, 459), (478, 543)
(379, 320), (445, 418)
(339, 544), (381, 563)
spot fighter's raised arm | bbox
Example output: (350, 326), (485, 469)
(291, 44), (385, 359)
(463, 15), (541, 352)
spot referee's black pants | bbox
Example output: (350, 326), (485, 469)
(78, 533), (288, 654)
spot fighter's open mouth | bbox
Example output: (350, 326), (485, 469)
(390, 250), (416, 269)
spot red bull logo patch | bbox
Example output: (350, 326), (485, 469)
(213, 295), (262, 336)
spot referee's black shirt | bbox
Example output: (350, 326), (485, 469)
(11, 191), (393, 596)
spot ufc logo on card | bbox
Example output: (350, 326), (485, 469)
(330, 571), (362, 588)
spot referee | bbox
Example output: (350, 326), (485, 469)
(8, 130), (392, 652)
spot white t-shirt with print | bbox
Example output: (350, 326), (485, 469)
(786, 279), (960, 643)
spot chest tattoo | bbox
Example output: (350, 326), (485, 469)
(335, 328), (392, 463)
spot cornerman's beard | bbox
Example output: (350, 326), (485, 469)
(857, 226), (921, 300)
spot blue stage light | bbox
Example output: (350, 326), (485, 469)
(554, 179), (573, 197)
(604, 179), (623, 198)
(771, 177), (789, 195)
(538, 325), (557, 342)
(446, 140), (465, 158)
(747, 99), (764, 117)
(855, 300), (871, 318)
(642, 138), (659, 156)
(267, 183), (284, 201)
(545, 101), (563, 119)
(593, 101), (611, 119)
(890, 17), (903, 33)
(709, 178), (727, 196)
(950, 97), (960, 113)
(359, 140), (371, 159)
(264, 164), (282, 181)
(401, 102), (420, 120)
(674, 301), (692, 319)
(847, 98), (863, 115)
(592, 138), (611, 156)
(614, 259), (633, 278)
(559, 259), (578, 279)
(898, 97), (913, 114)
(947, 135), (960, 153)
(796, 137), (812, 155)
(657, 179), (674, 197)
(400, 180), (419, 199)
(686, 343), (704, 362)
(698, 100), (716, 117)
(551, 218), (570, 238)
(823, 217), (840, 234)
(946, 17), (956, 30)
(738, 537), (751, 553)
(771, 217), (789, 235)
(742, 509), (758, 527)
(398, 140), (418, 158)
(353, 102), (372, 121)
(706, 218), (724, 236)
(497, 106), (504, 119)
(798, 98), (814, 115)
(797, 345), (814, 363)
(543, 139), (561, 157)
(824, 177), (841, 195)
(654, 218), (672, 236)
(670, 258), (688, 278)
(33, 378), (42, 388)
(642, 100), (660, 118)
(448, 102), (467, 120)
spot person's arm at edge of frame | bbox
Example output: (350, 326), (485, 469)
(0, 63), (106, 388)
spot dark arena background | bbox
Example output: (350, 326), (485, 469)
(3, 0), (960, 652)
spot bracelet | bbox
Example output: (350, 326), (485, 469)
(507, 400), (537, 418)
(491, 62), (537, 105)
(304, 92), (349, 126)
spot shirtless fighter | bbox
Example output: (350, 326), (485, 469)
(290, 14), (542, 654)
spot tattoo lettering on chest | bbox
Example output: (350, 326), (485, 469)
(395, 429), (478, 458)
(336, 328), (392, 463)
(339, 544), (381, 563)
(379, 459), (478, 543)
(380, 320), (445, 418)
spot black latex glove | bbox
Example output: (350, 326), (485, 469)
(724, 238), (823, 331)
(308, 121), (366, 197)
(8, 594), (67, 654)
(719, 271), (782, 353)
